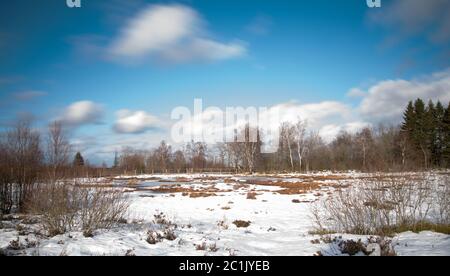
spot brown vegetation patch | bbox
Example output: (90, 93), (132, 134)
(233, 220), (251, 228)
(189, 192), (217, 198)
(244, 179), (331, 195)
(246, 192), (259, 200)
(193, 176), (221, 182)
(233, 183), (248, 190)
(115, 177), (162, 181)
(150, 184), (226, 197)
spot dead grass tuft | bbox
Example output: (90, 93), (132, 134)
(233, 220), (251, 228)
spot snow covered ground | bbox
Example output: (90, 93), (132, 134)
(0, 172), (449, 256)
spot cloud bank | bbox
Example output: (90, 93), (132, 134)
(356, 69), (450, 123)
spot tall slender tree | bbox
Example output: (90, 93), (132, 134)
(443, 102), (450, 167)
(401, 101), (415, 133)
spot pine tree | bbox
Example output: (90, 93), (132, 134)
(434, 101), (445, 166)
(425, 100), (437, 167)
(412, 99), (429, 168)
(443, 102), (450, 167)
(401, 101), (415, 133)
(113, 151), (119, 168)
(73, 152), (85, 167)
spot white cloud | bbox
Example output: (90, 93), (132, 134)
(319, 122), (371, 143)
(358, 69), (450, 123)
(108, 4), (246, 63)
(114, 109), (161, 134)
(61, 101), (104, 127)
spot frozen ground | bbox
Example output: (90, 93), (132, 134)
(0, 172), (449, 256)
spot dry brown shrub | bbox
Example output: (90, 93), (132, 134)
(233, 220), (251, 228)
(26, 183), (129, 237)
(311, 173), (450, 236)
(189, 192), (217, 198)
(246, 192), (258, 200)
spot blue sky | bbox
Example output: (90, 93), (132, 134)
(1, 0), (449, 164)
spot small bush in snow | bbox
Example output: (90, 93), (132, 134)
(163, 228), (177, 241)
(318, 236), (396, 256)
(196, 242), (207, 251)
(125, 249), (136, 256)
(146, 230), (163, 244)
(217, 218), (229, 230)
(79, 188), (129, 238)
(233, 220), (251, 228)
(208, 243), (219, 252)
(7, 238), (24, 251)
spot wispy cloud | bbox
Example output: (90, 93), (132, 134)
(13, 90), (47, 101)
(246, 15), (273, 36)
(369, 0), (450, 45)
(0, 76), (23, 85)
(367, 0), (450, 73)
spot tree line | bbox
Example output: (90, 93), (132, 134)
(115, 98), (450, 174)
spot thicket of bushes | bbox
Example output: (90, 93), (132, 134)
(0, 119), (129, 236)
(25, 183), (129, 237)
(311, 173), (450, 236)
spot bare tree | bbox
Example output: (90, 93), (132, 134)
(155, 141), (172, 173)
(280, 122), (295, 171)
(240, 124), (260, 173)
(294, 119), (307, 172)
(46, 121), (71, 181)
(173, 150), (186, 173)
(355, 128), (374, 171)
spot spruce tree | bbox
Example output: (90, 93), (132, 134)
(443, 102), (450, 167)
(113, 151), (119, 168)
(425, 100), (437, 166)
(434, 101), (445, 166)
(73, 152), (85, 167)
(412, 99), (429, 168)
(401, 101), (415, 133)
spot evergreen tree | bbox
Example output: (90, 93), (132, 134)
(412, 99), (429, 168)
(73, 152), (85, 167)
(434, 101), (445, 166)
(401, 101), (415, 133)
(113, 151), (119, 168)
(425, 100), (437, 166)
(443, 102), (450, 167)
